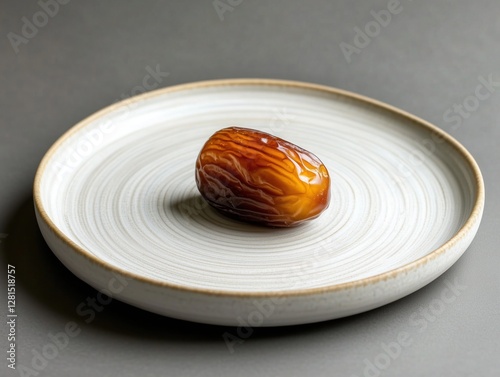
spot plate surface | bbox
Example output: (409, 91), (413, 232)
(34, 79), (484, 326)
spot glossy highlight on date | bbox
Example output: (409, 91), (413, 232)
(195, 127), (331, 227)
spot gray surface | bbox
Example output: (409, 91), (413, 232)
(1, 1), (499, 376)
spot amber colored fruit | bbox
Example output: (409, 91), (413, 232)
(195, 127), (331, 227)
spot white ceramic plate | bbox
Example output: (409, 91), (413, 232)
(34, 79), (484, 326)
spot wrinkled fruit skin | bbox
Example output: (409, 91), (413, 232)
(195, 127), (331, 227)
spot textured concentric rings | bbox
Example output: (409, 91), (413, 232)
(36, 82), (479, 293)
(34, 79), (484, 325)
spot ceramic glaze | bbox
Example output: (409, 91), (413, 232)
(34, 79), (484, 326)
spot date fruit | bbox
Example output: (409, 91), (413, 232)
(195, 127), (330, 227)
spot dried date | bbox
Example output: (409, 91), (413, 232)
(195, 127), (330, 227)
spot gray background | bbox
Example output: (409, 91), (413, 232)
(1, 1), (499, 376)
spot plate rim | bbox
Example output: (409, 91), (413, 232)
(33, 78), (485, 298)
